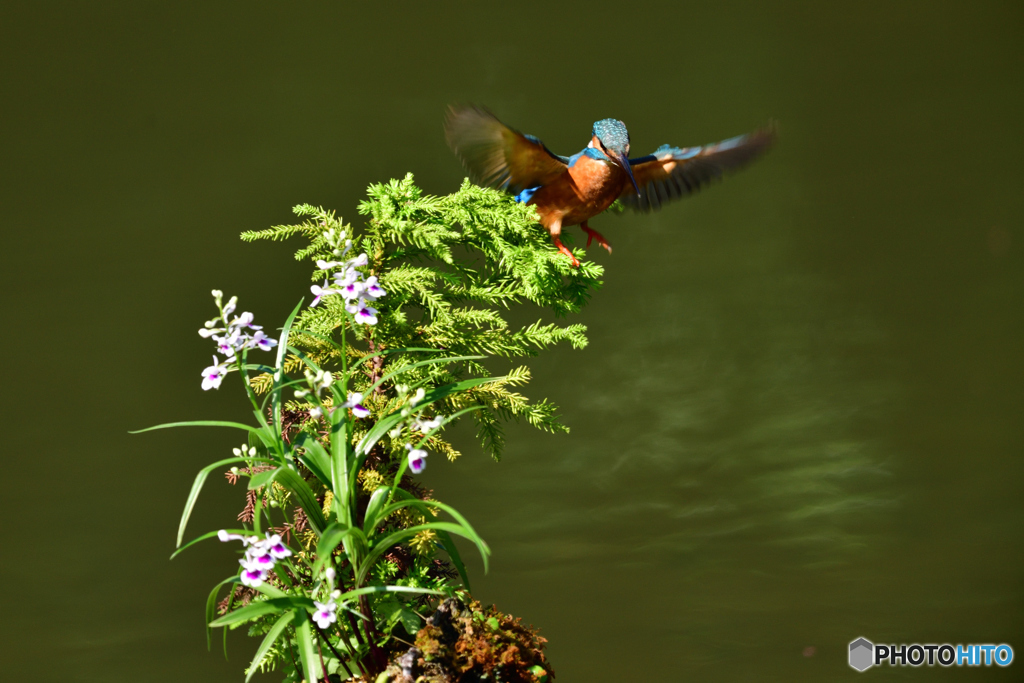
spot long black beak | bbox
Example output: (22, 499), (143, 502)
(614, 151), (641, 195)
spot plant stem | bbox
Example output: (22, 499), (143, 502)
(313, 623), (356, 679)
(314, 630), (330, 683)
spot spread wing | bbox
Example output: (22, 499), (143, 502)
(445, 105), (568, 195)
(620, 125), (777, 212)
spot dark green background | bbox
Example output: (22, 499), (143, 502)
(2, 2), (1021, 681)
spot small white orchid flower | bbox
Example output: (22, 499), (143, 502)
(222, 296), (238, 316)
(229, 311), (260, 330)
(312, 601), (338, 629)
(249, 330), (278, 352)
(342, 392), (370, 418)
(348, 253), (369, 268)
(201, 356), (231, 391)
(414, 416), (443, 432)
(198, 327), (221, 338)
(310, 280), (339, 307)
(213, 329), (243, 357)
(259, 533), (292, 559)
(239, 559), (268, 588)
(340, 279), (365, 301)
(410, 387), (426, 406)
(332, 267), (359, 287)
(308, 406), (323, 420)
(314, 370), (333, 391)
(218, 530), (247, 543)
(405, 444), (428, 474)
(363, 276), (386, 300)
(345, 300), (378, 325)
(244, 546), (276, 571)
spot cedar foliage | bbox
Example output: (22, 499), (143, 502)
(241, 173), (602, 461)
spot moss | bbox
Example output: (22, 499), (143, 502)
(382, 596), (552, 683)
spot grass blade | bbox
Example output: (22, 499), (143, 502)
(177, 456), (274, 546)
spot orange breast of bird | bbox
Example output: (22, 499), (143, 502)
(530, 154), (628, 231)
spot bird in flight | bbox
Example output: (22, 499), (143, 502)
(445, 105), (776, 266)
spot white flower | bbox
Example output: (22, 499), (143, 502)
(332, 267), (359, 287)
(342, 392), (370, 418)
(229, 311), (260, 330)
(239, 559), (268, 588)
(345, 301), (378, 325)
(244, 546), (276, 571)
(213, 329), (244, 357)
(310, 280), (339, 307)
(258, 533), (292, 560)
(198, 327), (221, 338)
(218, 530), (257, 544)
(314, 370), (333, 391)
(410, 388), (426, 406)
(340, 279), (364, 301)
(413, 416), (443, 432)
(249, 330), (278, 352)
(405, 444), (428, 474)
(201, 356), (231, 391)
(222, 296), (238, 316)
(316, 259), (344, 270)
(363, 276), (386, 300)
(308, 406), (323, 420)
(312, 601), (338, 629)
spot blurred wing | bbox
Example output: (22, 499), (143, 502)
(445, 105), (568, 195)
(620, 125), (777, 212)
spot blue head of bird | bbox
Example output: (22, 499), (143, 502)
(591, 118), (640, 194)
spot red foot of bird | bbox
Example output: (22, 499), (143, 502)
(552, 236), (580, 268)
(581, 223), (613, 254)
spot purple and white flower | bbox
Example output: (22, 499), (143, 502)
(311, 280), (341, 307)
(312, 600), (338, 629)
(346, 300), (378, 325)
(341, 392), (370, 418)
(406, 444), (428, 474)
(245, 547), (276, 571)
(202, 356), (231, 391)
(261, 534), (292, 559)
(239, 558), (268, 588)
(229, 311), (260, 330)
(362, 276), (386, 300)
(249, 330), (278, 352)
(340, 279), (364, 301)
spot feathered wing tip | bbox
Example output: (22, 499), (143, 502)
(444, 105), (512, 188)
(444, 104), (568, 195)
(622, 122), (779, 212)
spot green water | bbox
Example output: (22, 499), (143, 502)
(2, 2), (1021, 681)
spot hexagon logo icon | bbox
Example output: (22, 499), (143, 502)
(849, 637), (874, 671)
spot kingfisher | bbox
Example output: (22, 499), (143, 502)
(445, 105), (776, 266)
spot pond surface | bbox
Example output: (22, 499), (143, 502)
(2, 2), (1021, 681)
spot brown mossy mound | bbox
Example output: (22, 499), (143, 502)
(381, 597), (552, 683)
